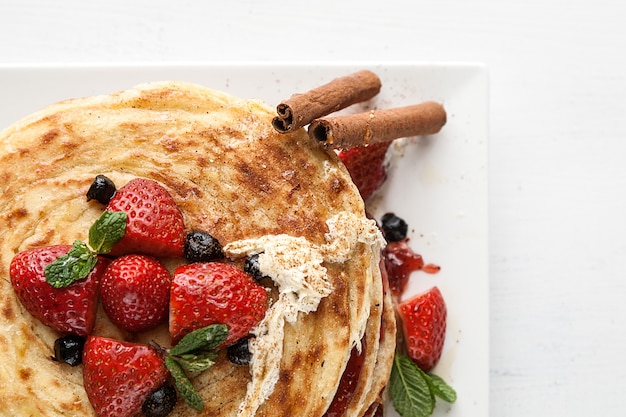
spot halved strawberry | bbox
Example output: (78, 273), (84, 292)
(105, 178), (185, 258)
(397, 286), (447, 372)
(338, 141), (391, 200)
(9, 245), (108, 336)
(169, 262), (269, 346)
(82, 336), (170, 417)
(100, 254), (172, 333)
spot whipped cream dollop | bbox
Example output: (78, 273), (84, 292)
(223, 211), (384, 417)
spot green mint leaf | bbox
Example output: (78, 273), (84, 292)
(175, 352), (218, 373)
(390, 355), (435, 417)
(45, 241), (97, 288)
(425, 373), (457, 403)
(165, 356), (204, 411)
(170, 324), (229, 356)
(158, 325), (228, 413)
(88, 211), (127, 254)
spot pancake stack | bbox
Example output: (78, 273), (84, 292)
(0, 82), (396, 417)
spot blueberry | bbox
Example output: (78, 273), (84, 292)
(142, 384), (177, 417)
(86, 175), (117, 205)
(244, 254), (268, 282)
(184, 230), (223, 263)
(53, 335), (85, 366)
(380, 212), (408, 242)
(227, 336), (253, 366)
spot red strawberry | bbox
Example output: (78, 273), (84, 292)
(9, 245), (108, 336)
(82, 336), (170, 417)
(170, 262), (268, 346)
(338, 141), (391, 200)
(100, 254), (172, 333)
(105, 178), (185, 258)
(397, 286), (447, 372)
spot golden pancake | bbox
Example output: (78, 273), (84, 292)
(0, 81), (394, 417)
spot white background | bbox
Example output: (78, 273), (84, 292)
(1, 1), (625, 416)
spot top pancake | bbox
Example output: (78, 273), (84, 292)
(0, 81), (393, 417)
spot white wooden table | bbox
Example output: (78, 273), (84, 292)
(2, 1), (625, 416)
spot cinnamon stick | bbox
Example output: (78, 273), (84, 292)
(272, 70), (382, 133)
(308, 101), (447, 149)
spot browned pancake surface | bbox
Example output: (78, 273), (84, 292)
(0, 82), (388, 417)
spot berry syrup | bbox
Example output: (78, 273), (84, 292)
(322, 340), (366, 417)
(383, 239), (440, 299)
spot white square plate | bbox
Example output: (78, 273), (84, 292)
(0, 62), (489, 417)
